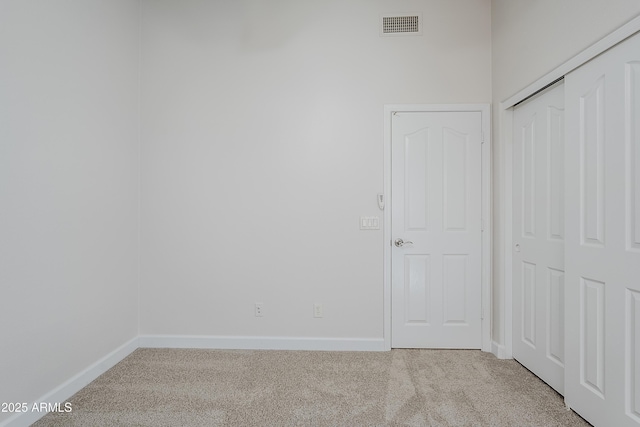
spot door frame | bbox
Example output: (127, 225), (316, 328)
(383, 104), (492, 351)
(500, 15), (640, 360)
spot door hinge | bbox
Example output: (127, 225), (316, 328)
(481, 219), (484, 232)
(481, 131), (485, 143)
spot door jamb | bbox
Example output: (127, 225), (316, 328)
(383, 104), (492, 352)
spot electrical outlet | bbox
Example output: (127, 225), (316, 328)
(313, 303), (323, 318)
(255, 302), (264, 317)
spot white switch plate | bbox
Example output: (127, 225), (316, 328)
(360, 216), (380, 230)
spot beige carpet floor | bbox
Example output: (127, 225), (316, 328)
(33, 348), (590, 426)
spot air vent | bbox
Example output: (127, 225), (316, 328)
(381, 14), (422, 36)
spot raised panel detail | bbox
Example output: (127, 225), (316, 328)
(548, 106), (564, 241)
(548, 268), (565, 366)
(404, 255), (430, 324)
(443, 128), (468, 231)
(627, 62), (640, 251)
(522, 262), (536, 348)
(581, 277), (605, 398)
(405, 129), (429, 231)
(580, 77), (605, 247)
(627, 289), (640, 422)
(443, 255), (467, 325)
(522, 117), (536, 238)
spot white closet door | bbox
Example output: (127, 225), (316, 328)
(512, 82), (565, 395)
(565, 32), (640, 427)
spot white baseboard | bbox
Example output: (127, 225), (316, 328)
(491, 341), (509, 359)
(0, 337), (139, 427)
(138, 335), (387, 352)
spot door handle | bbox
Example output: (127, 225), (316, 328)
(394, 238), (413, 247)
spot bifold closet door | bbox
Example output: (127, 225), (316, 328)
(565, 32), (640, 427)
(512, 83), (565, 395)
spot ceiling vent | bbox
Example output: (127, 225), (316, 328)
(381, 14), (422, 36)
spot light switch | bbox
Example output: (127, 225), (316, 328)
(359, 216), (380, 230)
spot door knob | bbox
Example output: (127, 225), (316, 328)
(395, 238), (413, 247)
(515, 243), (521, 252)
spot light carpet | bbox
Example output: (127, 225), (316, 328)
(33, 348), (590, 426)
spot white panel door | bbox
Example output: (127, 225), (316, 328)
(391, 111), (482, 348)
(512, 82), (565, 394)
(565, 32), (640, 427)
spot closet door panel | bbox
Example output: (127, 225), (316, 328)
(513, 82), (565, 395)
(565, 32), (640, 427)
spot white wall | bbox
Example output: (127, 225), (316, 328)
(4, 2), (640, 416)
(0, 1), (140, 422)
(139, 0), (491, 339)
(491, 1), (640, 348)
